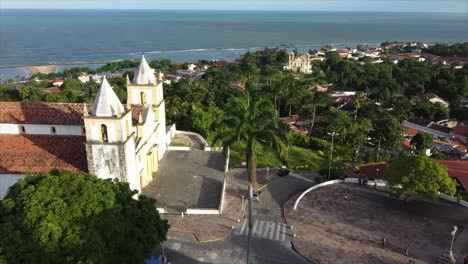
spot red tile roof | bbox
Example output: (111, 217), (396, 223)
(0, 135), (88, 174)
(453, 126), (468, 138)
(0, 102), (143, 126)
(0, 102), (86, 125)
(419, 92), (440, 100)
(436, 160), (468, 191)
(279, 115), (300, 124)
(404, 128), (419, 137)
(346, 163), (389, 179)
(401, 140), (411, 151)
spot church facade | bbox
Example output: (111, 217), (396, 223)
(283, 52), (313, 74)
(0, 55), (174, 198)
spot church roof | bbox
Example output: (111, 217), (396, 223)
(0, 102), (143, 126)
(0, 135), (88, 174)
(0, 102), (85, 125)
(91, 77), (125, 117)
(133, 54), (156, 85)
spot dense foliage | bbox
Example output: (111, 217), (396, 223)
(423, 42), (468, 57)
(383, 155), (457, 200)
(0, 170), (169, 264)
(410, 132), (434, 155)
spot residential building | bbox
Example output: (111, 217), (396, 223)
(418, 92), (449, 107)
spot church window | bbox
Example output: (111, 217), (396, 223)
(20, 126), (26, 134)
(101, 124), (108, 142)
(51, 127), (56, 134)
(140, 92), (147, 104)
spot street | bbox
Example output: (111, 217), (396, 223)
(161, 171), (318, 264)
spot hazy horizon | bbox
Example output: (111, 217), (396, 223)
(1, 0), (467, 13)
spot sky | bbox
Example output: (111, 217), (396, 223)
(1, 0), (467, 13)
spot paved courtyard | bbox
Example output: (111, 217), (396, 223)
(142, 150), (225, 211)
(285, 183), (468, 264)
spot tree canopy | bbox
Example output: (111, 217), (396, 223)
(383, 155), (457, 200)
(0, 170), (169, 264)
(410, 132), (433, 155)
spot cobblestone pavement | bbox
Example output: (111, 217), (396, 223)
(158, 169), (320, 264)
(284, 183), (468, 264)
(142, 150), (225, 211)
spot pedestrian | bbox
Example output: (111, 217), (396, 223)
(464, 255), (468, 264)
(405, 245), (410, 256)
(345, 188), (350, 195)
(381, 237), (386, 248)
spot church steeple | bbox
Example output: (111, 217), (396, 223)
(133, 54), (156, 85)
(91, 76), (124, 117)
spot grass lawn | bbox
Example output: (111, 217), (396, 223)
(229, 141), (330, 171)
(169, 141), (188, 147)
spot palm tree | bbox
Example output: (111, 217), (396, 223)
(352, 91), (366, 121)
(303, 90), (330, 138)
(212, 96), (289, 264)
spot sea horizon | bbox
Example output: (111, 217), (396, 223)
(1, 9), (467, 79)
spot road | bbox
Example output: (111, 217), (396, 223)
(160, 171), (318, 264)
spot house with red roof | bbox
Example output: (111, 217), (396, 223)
(346, 160), (468, 192)
(418, 92), (449, 107)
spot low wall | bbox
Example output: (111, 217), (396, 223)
(185, 208), (220, 215)
(293, 178), (468, 210)
(165, 124), (177, 146)
(175, 130), (212, 151)
(218, 176), (227, 214)
(167, 146), (191, 151)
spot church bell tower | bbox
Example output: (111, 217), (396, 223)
(83, 76), (140, 192)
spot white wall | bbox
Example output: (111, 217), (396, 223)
(0, 174), (25, 200)
(0, 123), (84, 136)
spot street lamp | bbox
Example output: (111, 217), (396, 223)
(327, 132), (339, 180)
(449, 225), (458, 263)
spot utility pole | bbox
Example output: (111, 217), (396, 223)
(327, 132), (339, 180)
(376, 136), (382, 162)
(246, 183), (254, 264)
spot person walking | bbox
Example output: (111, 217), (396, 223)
(405, 245), (410, 256)
(381, 237), (386, 248)
(463, 255), (468, 264)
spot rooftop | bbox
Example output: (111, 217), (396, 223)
(0, 102), (143, 126)
(0, 135), (87, 174)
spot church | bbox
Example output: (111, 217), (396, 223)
(0, 55), (175, 198)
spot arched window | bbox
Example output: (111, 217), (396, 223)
(101, 124), (108, 142)
(140, 92), (147, 104)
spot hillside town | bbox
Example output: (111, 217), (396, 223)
(1, 40), (468, 264)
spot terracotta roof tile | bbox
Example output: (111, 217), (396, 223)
(437, 160), (468, 191)
(0, 102), (142, 126)
(0, 135), (88, 174)
(453, 126), (468, 138)
(404, 128), (419, 137)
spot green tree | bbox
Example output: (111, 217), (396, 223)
(0, 170), (169, 264)
(410, 132), (433, 155)
(383, 155), (457, 200)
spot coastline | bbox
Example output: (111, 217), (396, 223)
(23, 65), (58, 75)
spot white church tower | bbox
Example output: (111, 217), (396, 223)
(83, 77), (139, 191)
(127, 54), (167, 159)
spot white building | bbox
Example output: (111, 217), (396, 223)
(283, 52), (313, 74)
(0, 55), (175, 199)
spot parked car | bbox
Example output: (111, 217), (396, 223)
(277, 168), (290, 177)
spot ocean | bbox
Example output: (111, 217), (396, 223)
(0, 9), (467, 79)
